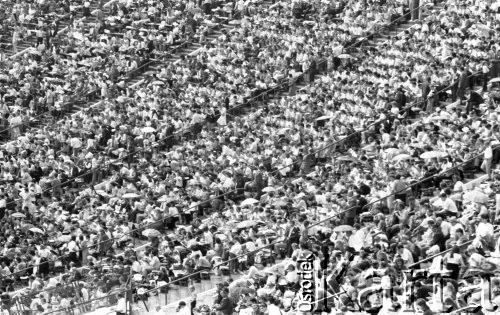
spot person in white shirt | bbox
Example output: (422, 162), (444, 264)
(467, 246), (486, 268)
(229, 240), (242, 273)
(267, 298), (283, 315)
(448, 216), (464, 240)
(115, 293), (127, 315)
(66, 235), (80, 265)
(285, 264), (299, 284)
(436, 217), (451, 239)
(451, 174), (464, 209)
(476, 213), (494, 249)
(396, 244), (414, 266)
(432, 192), (458, 216)
(482, 140), (493, 179)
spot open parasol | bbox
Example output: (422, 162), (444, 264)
(241, 198), (259, 206)
(122, 192), (141, 199)
(142, 228), (161, 238)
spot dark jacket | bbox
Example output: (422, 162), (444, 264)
(217, 297), (234, 315)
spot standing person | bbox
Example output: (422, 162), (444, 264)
(12, 26), (19, 54)
(189, 285), (197, 315)
(115, 293), (127, 315)
(284, 219), (300, 257)
(394, 86), (407, 110)
(491, 174), (500, 222)
(299, 219), (309, 246)
(443, 246), (464, 280)
(482, 61), (490, 92)
(98, 229), (112, 256)
(409, 0), (420, 20)
(214, 288), (234, 315)
(67, 235), (80, 266)
(421, 76), (431, 101)
(300, 148), (316, 176)
(457, 67), (469, 102)
(78, 234), (89, 266)
(392, 174), (409, 206)
(482, 140), (493, 179)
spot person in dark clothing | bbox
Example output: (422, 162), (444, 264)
(457, 67), (470, 101)
(394, 87), (407, 109)
(100, 125), (112, 146)
(465, 90), (484, 115)
(284, 219), (301, 256)
(413, 281), (433, 300)
(421, 77), (431, 100)
(430, 225), (446, 252)
(215, 288), (233, 315)
(358, 181), (371, 196)
(300, 148), (316, 175)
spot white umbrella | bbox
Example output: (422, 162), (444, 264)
(273, 200), (287, 207)
(236, 220), (258, 229)
(392, 154), (412, 162)
(122, 192), (141, 199)
(262, 187), (276, 192)
(337, 156), (356, 162)
(214, 233), (227, 241)
(306, 171), (317, 178)
(420, 151), (446, 159)
(463, 190), (489, 204)
(316, 115), (333, 121)
(58, 235), (72, 243)
(94, 190), (109, 196)
(158, 195), (174, 203)
(142, 228), (161, 238)
(11, 212), (26, 218)
(29, 227), (44, 234)
(241, 198), (259, 206)
(141, 126), (156, 133)
(384, 148), (400, 154)
(338, 54), (352, 59)
(430, 115), (449, 121)
(278, 128), (291, 135)
(294, 192), (305, 199)
(362, 143), (375, 151)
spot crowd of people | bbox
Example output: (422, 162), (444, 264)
(0, 0), (250, 141)
(0, 0), (499, 314)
